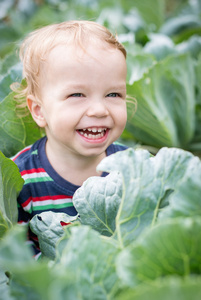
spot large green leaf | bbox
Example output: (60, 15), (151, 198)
(159, 164), (201, 220)
(73, 171), (122, 236)
(143, 34), (201, 62)
(0, 63), (22, 102)
(97, 147), (201, 247)
(0, 225), (35, 270)
(30, 211), (79, 260)
(0, 269), (14, 300)
(160, 14), (201, 37)
(0, 52), (20, 78)
(0, 88), (43, 157)
(121, 0), (165, 30)
(0, 151), (24, 238)
(0, 52), (43, 158)
(0, 224), (120, 300)
(0, 24), (20, 58)
(30, 172), (122, 259)
(176, 35), (201, 59)
(143, 33), (177, 61)
(0, 225), (53, 300)
(116, 276), (201, 300)
(126, 53), (155, 85)
(126, 53), (195, 148)
(190, 54), (201, 153)
(53, 226), (119, 300)
(116, 217), (201, 287)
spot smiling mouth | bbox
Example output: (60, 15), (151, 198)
(77, 127), (107, 139)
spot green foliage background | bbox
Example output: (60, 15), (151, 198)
(1, 145), (201, 299)
(1, 0), (201, 157)
(1, 1), (201, 299)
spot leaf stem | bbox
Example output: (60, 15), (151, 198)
(115, 179), (126, 249)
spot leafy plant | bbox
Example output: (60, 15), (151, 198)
(1, 147), (201, 298)
(30, 211), (79, 260)
(0, 151), (23, 239)
(0, 79), (44, 157)
(0, 0), (201, 298)
(1, 0), (201, 156)
(126, 53), (197, 150)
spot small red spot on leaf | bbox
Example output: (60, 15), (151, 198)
(60, 221), (71, 226)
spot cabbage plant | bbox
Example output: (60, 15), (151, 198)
(1, 147), (201, 299)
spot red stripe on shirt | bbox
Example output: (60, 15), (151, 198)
(12, 146), (32, 161)
(21, 194), (73, 208)
(20, 168), (46, 176)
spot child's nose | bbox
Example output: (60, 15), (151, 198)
(86, 99), (109, 118)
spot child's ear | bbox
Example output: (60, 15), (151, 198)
(27, 95), (47, 128)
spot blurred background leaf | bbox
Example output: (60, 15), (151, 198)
(0, 0), (201, 156)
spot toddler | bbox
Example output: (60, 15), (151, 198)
(12, 20), (128, 255)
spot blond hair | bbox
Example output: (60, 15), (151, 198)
(12, 20), (127, 110)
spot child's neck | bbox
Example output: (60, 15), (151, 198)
(45, 143), (106, 186)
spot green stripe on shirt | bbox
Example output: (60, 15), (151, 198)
(32, 202), (74, 211)
(24, 177), (54, 185)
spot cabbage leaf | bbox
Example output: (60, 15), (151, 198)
(0, 151), (23, 238)
(126, 53), (195, 148)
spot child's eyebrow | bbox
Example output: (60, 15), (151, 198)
(62, 83), (86, 90)
(112, 85), (126, 89)
(108, 85), (127, 91)
(62, 83), (126, 91)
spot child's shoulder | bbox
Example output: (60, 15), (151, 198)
(11, 137), (45, 169)
(107, 141), (128, 156)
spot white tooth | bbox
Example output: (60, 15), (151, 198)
(83, 128), (87, 131)
(88, 128), (92, 132)
(81, 129), (106, 139)
(92, 134), (99, 139)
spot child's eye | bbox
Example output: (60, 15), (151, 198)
(69, 93), (84, 97)
(107, 93), (121, 98)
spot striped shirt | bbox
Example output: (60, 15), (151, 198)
(12, 136), (127, 254)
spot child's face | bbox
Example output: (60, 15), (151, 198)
(30, 42), (127, 158)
